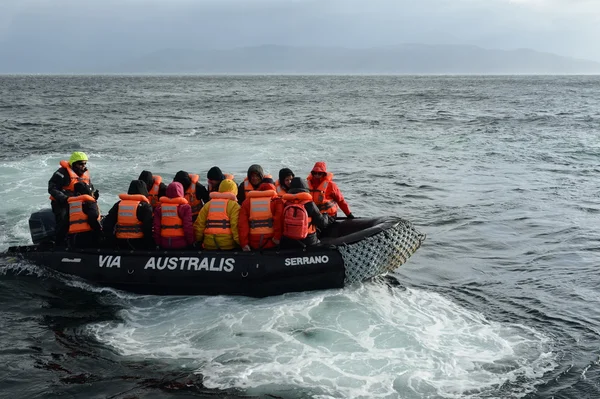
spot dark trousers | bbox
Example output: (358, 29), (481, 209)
(51, 201), (69, 245)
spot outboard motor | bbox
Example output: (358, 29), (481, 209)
(29, 208), (56, 244)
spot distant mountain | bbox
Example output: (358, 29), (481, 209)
(1, 44), (599, 74)
(106, 44), (600, 74)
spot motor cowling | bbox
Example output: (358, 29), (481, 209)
(29, 208), (56, 244)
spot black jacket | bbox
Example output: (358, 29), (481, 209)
(173, 170), (210, 204)
(102, 180), (154, 249)
(48, 167), (95, 205)
(80, 200), (102, 234)
(68, 197), (102, 249)
(138, 170), (167, 200)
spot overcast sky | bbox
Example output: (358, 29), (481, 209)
(1, 0), (599, 68)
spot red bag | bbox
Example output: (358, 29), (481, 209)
(283, 203), (309, 240)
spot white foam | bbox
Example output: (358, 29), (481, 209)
(85, 283), (556, 398)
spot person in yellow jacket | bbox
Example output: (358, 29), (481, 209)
(193, 179), (241, 250)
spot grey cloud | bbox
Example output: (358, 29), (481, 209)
(0, 0), (598, 72)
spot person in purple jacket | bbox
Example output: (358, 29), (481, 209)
(153, 181), (195, 249)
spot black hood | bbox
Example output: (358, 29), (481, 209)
(138, 170), (154, 190)
(207, 166), (224, 181)
(173, 170), (191, 190)
(74, 182), (92, 196)
(278, 168), (294, 187)
(127, 180), (149, 196)
(247, 164), (264, 180)
(288, 177), (309, 194)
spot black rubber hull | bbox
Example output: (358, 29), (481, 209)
(5, 246), (345, 297)
(5, 215), (426, 297)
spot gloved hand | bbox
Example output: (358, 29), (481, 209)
(58, 193), (69, 205)
(93, 190), (100, 200)
(347, 213), (355, 219)
(242, 245), (251, 252)
(272, 238), (280, 245)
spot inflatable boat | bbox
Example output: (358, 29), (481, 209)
(3, 209), (425, 297)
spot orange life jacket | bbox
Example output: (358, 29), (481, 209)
(116, 194), (149, 239)
(275, 180), (287, 196)
(147, 175), (162, 208)
(306, 172), (338, 216)
(282, 192), (316, 238)
(242, 174), (273, 194)
(247, 190), (277, 236)
(49, 160), (91, 201)
(205, 192), (236, 235)
(159, 196), (188, 238)
(67, 194), (99, 234)
(184, 174), (203, 219)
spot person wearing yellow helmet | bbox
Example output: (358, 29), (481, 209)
(48, 151), (99, 245)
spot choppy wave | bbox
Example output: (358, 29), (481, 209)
(1, 75), (600, 398)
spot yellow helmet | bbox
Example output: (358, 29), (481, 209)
(68, 151), (88, 165)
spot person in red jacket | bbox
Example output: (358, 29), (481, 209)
(239, 182), (283, 251)
(153, 181), (195, 249)
(306, 161), (354, 220)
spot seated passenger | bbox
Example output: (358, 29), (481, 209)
(239, 182), (283, 251)
(194, 179), (240, 250)
(66, 182), (102, 248)
(206, 166), (234, 195)
(307, 161), (354, 220)
(173, 170), (210, 222)
(102, 180), (154, 250)
(153, 182), (195, 249)
(237, 164), (271, 205)
(138, 170), (167, 209)
(276, 168), (295, 196)
(280, 177), (332, 249)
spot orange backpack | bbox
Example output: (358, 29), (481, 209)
(283, 203), (309, 240)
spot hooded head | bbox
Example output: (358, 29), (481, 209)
(288, 177), (309, 194)
(278, 168), (295, 189)
(259, 182), (277, 192)
(247, 164), (264, 180)
(74, 182), (92, 196)
(173, 170), (191, 190)
(311, 162), (327, 173)
(127, 180), (149, 196)
(138, 170), (154, 191)
(207, 166), (224, 181)
(247, 164), (264, 187)
(69, 151), (88, 166)
(279, 168), (294, 181)
(166, 181), (185, 199)
(218, 179), (238, 196)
